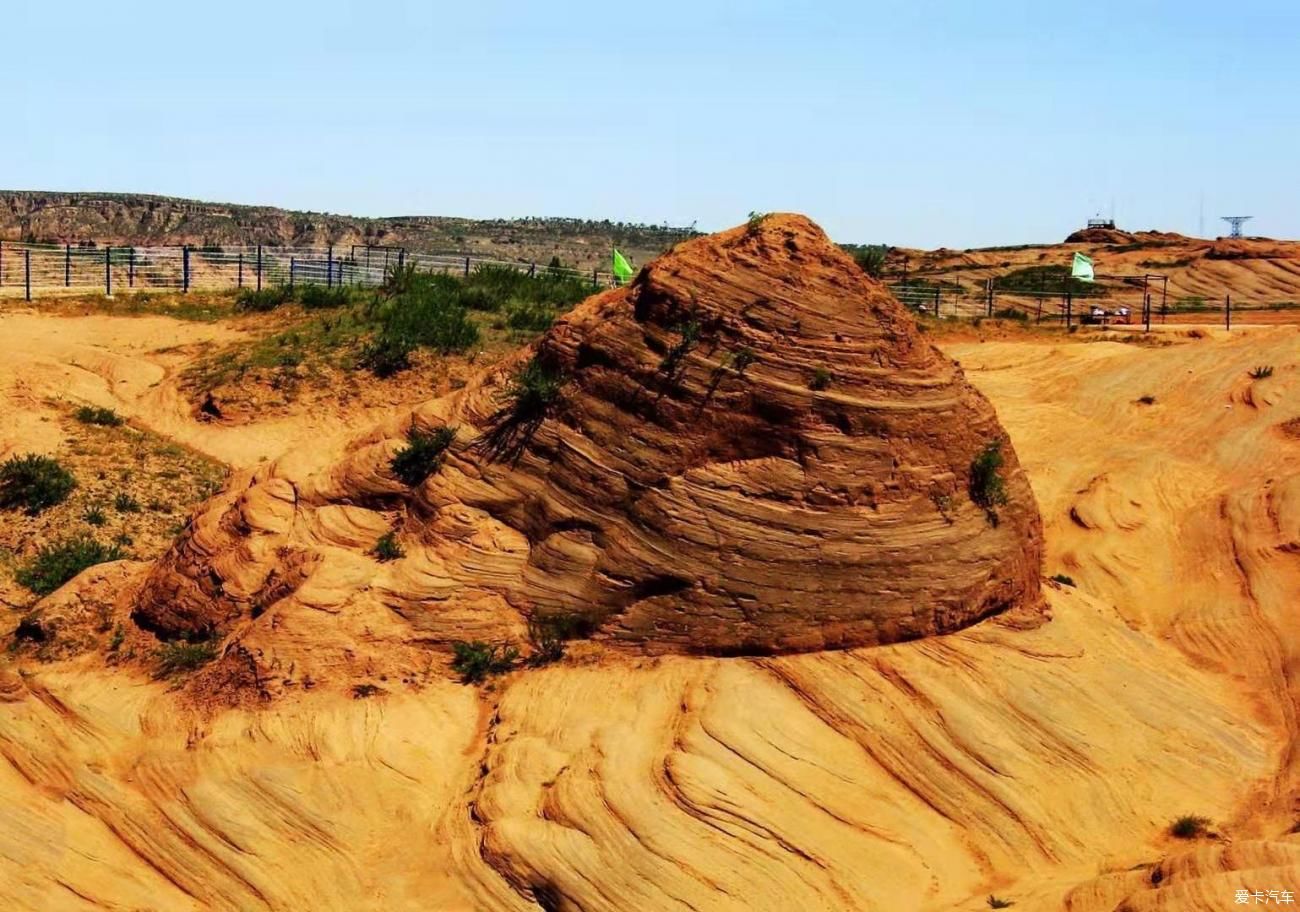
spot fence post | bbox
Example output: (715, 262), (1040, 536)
(237, 252), (244, 288)
(105, 247), (112, 295)
(397, 250), (405, 272)
(256, 245), (263, 291)
(65, 243), (71, 287)
(592, 268), (598, 288)
(464, 256), (470, 277)
(1225, 294), (1231, 331)
(1143, 293), (1151, 332)
(289, 257), (296, 292)
(529, 262), (536, 278)
(24, 248), (31, 301)
(327, 245), (334, 289)
(128, 247), (135, 288)
(986, 278), (993, 316)
(933, 287), (941, 318)
(0, 240), (4, 287)
(1036, 296), (1043, 323)
(182, 245), (190, 293)
(1066, 293), (1073, 329)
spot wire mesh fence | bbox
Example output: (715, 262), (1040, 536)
(0, 241), (626, 299)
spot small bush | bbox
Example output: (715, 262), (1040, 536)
(451, 641), (518, 684)
(746, 211), (768, 232)
(505, 299), (555, 332)
(360, 332), (416, 377)
(992, 307), (1029, 322)
(852, 245), (888, 279)
(809, 366), (833, 391)
(987, 897), (1014, 910)
(0, 454), (77, 514)
(114, 492), (141, 513)
(970, 440), (1009, 518)
(235, 286), (293, 312)
(1051, 573), (1076, 587)
(16, 534), (125, 596)
(1169, 815), (1212, 839)
(1250, 365), (1274, 380)
(75, 405), (123, 426)
(298, 284), (349, 309)
(504, 358), (565, 421)
(659, 319), (701, 374)
(729, 346), (756, 374)
(83, 504), (106, 526)
(154, 638), (218, 678)
(527, 614), (593, 666)
(372, 530), (405, 562)
(391, 426), (457, 487)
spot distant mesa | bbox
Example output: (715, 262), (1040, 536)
(128, 213), (1045, 685)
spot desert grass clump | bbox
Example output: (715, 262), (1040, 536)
(359, 333), (415, 378)
(504, 358), (566, 421)
(451, 641), (518, 684)
(992, 307), (1029, 322)
(970, 439), (1009, 521)
(75, 405), (123, 426)
(729, 346), (756, 374)
(1250, 365), (1275, 380)
(235, 286), (294, 312)
(390, 426), (457, 487)
(809, 366), (833, 391)
(298, 284), (349, 310)
(852, 245), (887, 279)
(15, 534), (125, 596)
(505, 299), (556, 333)
(372, 530), (405, 562)
(659, 319), (701, 374)
(154, 638), (218, 678)
(1169, 815), (1212, 839)
(526, 614), (594, 666)
(114, 492), (142, 513)
(0, 454), (76, 515)
(83, 504), (107, 526)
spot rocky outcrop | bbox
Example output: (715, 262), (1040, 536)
(132, 214), (1043, 664)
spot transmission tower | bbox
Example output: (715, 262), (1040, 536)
(1221, 215), (1253, 238)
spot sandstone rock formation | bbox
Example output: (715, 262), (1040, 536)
(132, 214), (1043, 669)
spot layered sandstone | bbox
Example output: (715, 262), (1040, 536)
(132, 214), (1043, 664)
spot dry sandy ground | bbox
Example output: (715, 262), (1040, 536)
(2, 313), (1300, 910)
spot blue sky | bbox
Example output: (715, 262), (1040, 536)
(6, 1), (1298, 247)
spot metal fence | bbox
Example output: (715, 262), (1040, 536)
(0, 241), (626, 299)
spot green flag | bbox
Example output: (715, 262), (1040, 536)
(612, 249), (634, 285)
(1071, 252), (1094, 283)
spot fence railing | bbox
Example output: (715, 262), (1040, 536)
(0, 241), (626, 299)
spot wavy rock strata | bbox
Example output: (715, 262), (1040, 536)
(132, 214), (1043, 668)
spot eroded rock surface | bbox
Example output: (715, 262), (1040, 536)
(132, 214), (1043, 667)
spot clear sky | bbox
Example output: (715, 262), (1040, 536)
(7, 1), (1298, 248)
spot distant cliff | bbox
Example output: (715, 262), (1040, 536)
(0, 191), (697, 270)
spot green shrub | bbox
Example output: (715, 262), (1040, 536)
(75, 405), (123, 427)
(504, 358), (565, 421)
(809, 366), (833, 391)
(83, 504), (106, 526)
(995, 265), (1101, 297)
(372, 530), (405, 562)
(660, 319), (701, 374)
(729, 346), (756, 374)
(391, 426), (457, 486)
(746, 211), (768, 232)
(154, 638), (218, 678)
(1051, 573), (1076, 587)
(376, 278), (480, 354)
(526, 614), (593, 666)
(15, 534), (125, 595)
(852, 245), (888, 279)
(505, 299), (555, 332)
(235, 286), (293, 312)
(1169, 815), (1212, 839)
(360, 332), (416, 377)
(451, 640), (518, 684)
(1250, 365), (1274, 380)
(298, 284), (349, 309)
(0, 454), (76, 514)
(114, 492), (141, 513)
(970, 440), (1009, 517)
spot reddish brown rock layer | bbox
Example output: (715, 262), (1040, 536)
(133, 214), (1044, 658)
